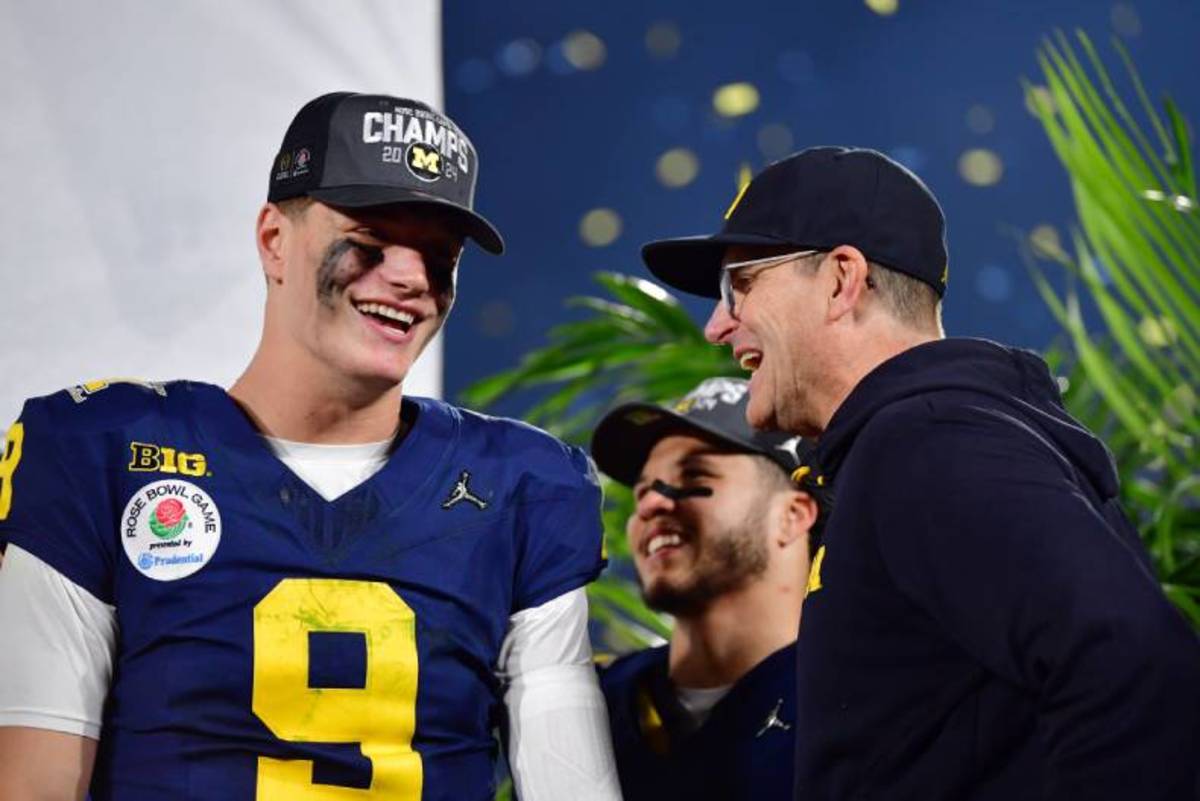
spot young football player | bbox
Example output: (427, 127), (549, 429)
(0, 93), (620, 801)
(591, 377), (823, 800)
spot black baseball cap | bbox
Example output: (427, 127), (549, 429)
(268, 92), (504, 254)
(591, 377), (815, 487)
(641, 146), (947, 297)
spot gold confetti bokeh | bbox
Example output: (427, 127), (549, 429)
(580, 208), (622, 247)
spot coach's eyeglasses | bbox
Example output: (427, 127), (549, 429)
(719, 249), (821, 320)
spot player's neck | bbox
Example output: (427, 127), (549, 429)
(666, 582), (799, 689)
(230, 350), (403, 444)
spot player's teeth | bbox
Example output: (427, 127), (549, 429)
(647, 533), (682, 556)
(356, 303), (416, 325)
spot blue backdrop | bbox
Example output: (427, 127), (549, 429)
(442, 1), (1200, 409)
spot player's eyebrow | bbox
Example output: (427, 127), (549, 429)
(347, 226), (386, 243)
(634, 448), (734, 486)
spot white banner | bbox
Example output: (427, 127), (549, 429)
(0, 0), (443, 427)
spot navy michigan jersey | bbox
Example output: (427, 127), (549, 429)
(0, 379), (605, 800)
(599, 643), (797, 801)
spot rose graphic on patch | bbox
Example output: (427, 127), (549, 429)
(149, 498), (189, 540)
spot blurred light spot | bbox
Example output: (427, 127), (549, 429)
(580, 208), (622, 247)
(1111, 2), (1142, 37)
(1055, 376), (1071, 395)
(645, 21), (681, 59)
(1142, 189), (1197, 213)
(633, 278), (671, 302)
(736, 163), (754, 191)
(478, 300), (515, 338)
(713, 82), (760, 117)
(1025, 85), (1056, 116)
(756, 123), (794, 159)
(777, 50), (816, 84)
(496, 38), (541, 76)
(975, 264), (1012, 302)
(455, 59), (495, 94)
(1164, 383), (1197, 426)
(656, 148), (700, 188)
(1029, 224), (1064, 258)
(651, 95), (691, 133)
(563, 30), (606, 70)
(1139, 315), (1178, 348)
(888, 145), (927, 172)
(966, 104), (995, 134)
(545, 41), (576, 75)
(958, 148), (1004, 186)
(865, 0), (899, 16)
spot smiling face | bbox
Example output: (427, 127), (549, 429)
(627, 433), (780, 616)
(705, 247), (830, 435)
(261, 200), (464, 390)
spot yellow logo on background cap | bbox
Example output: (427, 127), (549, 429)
(940, 264), (949, 285)
(724, 163), (755, 220)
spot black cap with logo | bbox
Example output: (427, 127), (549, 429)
(641, 146), (947, 297)
(268, 92), (504, 254)
(590, 377), (814, 487)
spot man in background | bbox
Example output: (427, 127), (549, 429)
(591, 377), (823, 800)
(638, 146), (1200, 799)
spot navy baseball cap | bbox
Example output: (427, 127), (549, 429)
(641, 146), (947, 297)
(591, 377), (815, 487)
(268, 92), (503, 254)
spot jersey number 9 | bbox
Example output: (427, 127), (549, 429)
(253, 578), (423, 799)
(0, 422), (25, 521)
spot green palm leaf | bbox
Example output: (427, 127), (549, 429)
(1028, 32), (1199, 627)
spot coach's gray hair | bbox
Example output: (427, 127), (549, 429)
(866, 261), (943, 333)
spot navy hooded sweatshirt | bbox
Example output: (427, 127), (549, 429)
(794, 338), (1200, 801)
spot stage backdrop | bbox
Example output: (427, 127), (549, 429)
(0, 0), (443, 428)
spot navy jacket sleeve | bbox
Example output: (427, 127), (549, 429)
(864, 408), (1200, 800)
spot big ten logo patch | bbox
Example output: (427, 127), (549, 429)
(128, 442), (210, 477)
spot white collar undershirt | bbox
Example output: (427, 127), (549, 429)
(263, 436), (393, 502)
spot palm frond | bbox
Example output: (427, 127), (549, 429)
(1028, 31), (1200, 627)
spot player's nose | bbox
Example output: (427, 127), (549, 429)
(634, 483), (676, 520)
(375, 245), (432, 294)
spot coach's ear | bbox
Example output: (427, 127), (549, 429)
(826, 244), (870, 322)
(256, 203), (288, 286)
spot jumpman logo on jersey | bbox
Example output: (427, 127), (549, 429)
(441, 470), (488, 510)
(756, 698), (792, 738)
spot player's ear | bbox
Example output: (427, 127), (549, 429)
(256, 203), (288, 285)
(826, 245), (870, 322)
(776, 490), (818, 549)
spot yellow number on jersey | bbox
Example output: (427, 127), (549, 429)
(0, 422), (25, 521)
(253, 578), (423, 799)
